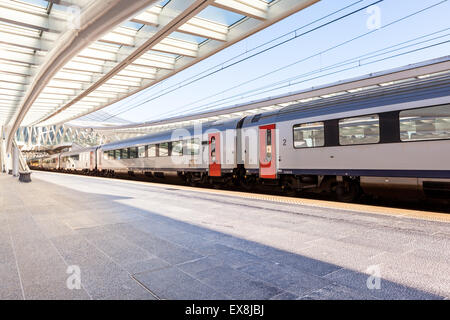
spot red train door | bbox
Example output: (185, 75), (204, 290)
(208, 132), (221, 177)
(259, 124), (277, 179)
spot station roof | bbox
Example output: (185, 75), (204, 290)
(0, 0), (319, 132)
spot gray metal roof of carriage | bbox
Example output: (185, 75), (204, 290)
(269, 72), (450, 124)
(100, 115), (241, 151)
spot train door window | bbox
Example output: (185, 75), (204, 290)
(159, 142), (169, 157)
(121, 148), (129, 159)
(266, 129), (272, 159)
(186, 138), (200, 155)
(148, 145), (157, 157)
(293, 122), (325, 148)
(138, 146), (146, 158)
(172, 141), (183, 156)
(130, 147), (138, 159)
(211, 136), (217, 162)
(400, 105), (450, 141)
(339, 115), (380, 145)
(114, 149), (121, 159)
(71, 154), (79, 161)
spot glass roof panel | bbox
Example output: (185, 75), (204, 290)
(159, 0), (171, 7)
(122, 21), (144, 31)
(197, 6), (245, 27)
(169, 31), (207, 44)
(14, 0), (48, 10)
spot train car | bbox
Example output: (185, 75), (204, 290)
(59, 147), (97, 173)
(239, 73), (450, 201)
(97, 118), (241, 184)
(39, 154), (60, 170)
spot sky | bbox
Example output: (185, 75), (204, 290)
(83, 0), (450, 124)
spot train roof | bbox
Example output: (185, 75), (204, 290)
(242, 72), (450, 126)
(61, 146), (97, 156)
(99, 117), (242, 151)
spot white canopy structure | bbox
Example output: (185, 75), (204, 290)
(0, 0), (319, 163)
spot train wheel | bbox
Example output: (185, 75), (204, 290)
(282, 185), (297, 197)
(335, 181), (360, 202)
(185, 173), (197, 187)
(241, 176), (255, 191)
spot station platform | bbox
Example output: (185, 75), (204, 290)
(0, 171), (449, 300)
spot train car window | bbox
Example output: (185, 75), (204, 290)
(138, 146), (146, 158)
(70, 154), (79, 161)
(121, 148), (130, 159)
(267, 129), (272, 146)
(252, 114), (262, 123)
(339, 115), (380, 145)
(114, 149), (120, 159)
(266, 129), (272, 159)
(159, 142), (169, 157)
(130, 147), (138, 159)
(293, 122), (325, 148)
(108, 150), (114, 159)
(103, 152), (109, 160)
(172, 141), (183, 156)
(148, 145), (157, 157)
(400, 105), (450, 141)
(186, 138), (200, 155)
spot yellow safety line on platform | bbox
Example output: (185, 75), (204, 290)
(34, 171), (450, 223)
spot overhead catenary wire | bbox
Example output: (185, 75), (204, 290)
(168, 30), (450, 116)
(145, 0), (449, 120)
(184, 39), (450, 115)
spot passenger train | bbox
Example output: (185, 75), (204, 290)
(30, 74), (450, 202)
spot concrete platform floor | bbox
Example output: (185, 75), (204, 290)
(1, 171), (449, 300)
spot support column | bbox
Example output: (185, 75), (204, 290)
(0, 136), (4, 173)
(7, 152), (12, 175)
(12, 145), (19, 177)
(1, 126), (8, 173)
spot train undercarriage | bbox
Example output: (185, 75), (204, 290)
(33, 165), (437, 204)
